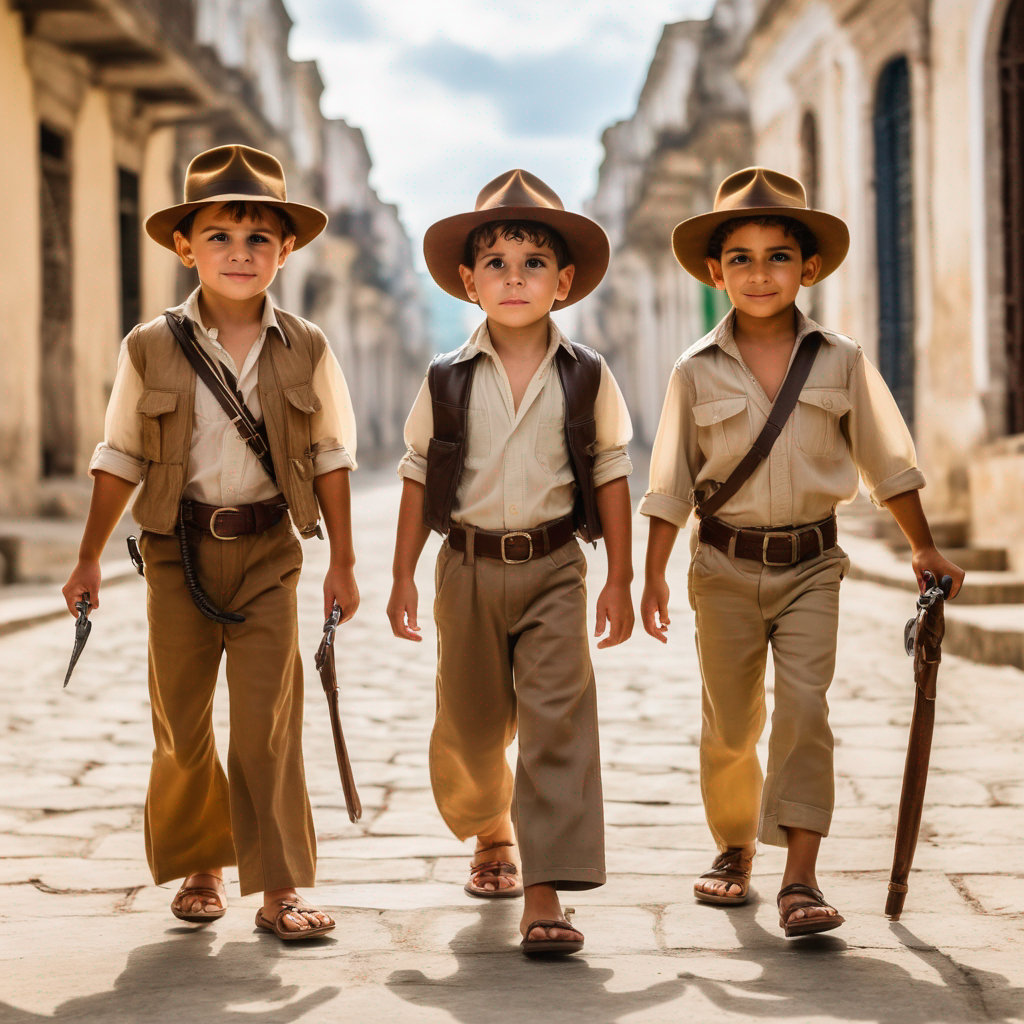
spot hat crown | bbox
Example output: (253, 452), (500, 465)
(183, 145), (288, 204)
(715, 167), (807, 214)
(475, 169), (565, 215)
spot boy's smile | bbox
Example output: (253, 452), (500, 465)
(174, 202), (295, 303)
(458, 235), (574, 329)
(706, 223), (821, 320)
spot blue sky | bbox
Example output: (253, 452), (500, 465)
(287, 0), (717, 264)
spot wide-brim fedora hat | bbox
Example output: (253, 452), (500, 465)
(145, 144), (328, 252)
(672, 167), (850, 287)
(423, 169), (610, 310)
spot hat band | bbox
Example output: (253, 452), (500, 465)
(186, 179), (285, 202)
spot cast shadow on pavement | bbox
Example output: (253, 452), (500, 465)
(0, 927), (339, 1024)
(682, 904), (1023, 1022)
(386, 904), (689, 1022)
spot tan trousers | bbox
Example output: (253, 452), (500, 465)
(430, 536), (605, 890)
(687, 528), (850, 849)
(139, 517), (316, 896)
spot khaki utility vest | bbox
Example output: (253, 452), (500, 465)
(126, 302), (327, 538)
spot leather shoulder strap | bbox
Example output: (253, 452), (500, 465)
(427, 350), (479, 441)
(697, 332), (823, 520)
(163, 311), (279, 487)
(555, 342), (602, 423)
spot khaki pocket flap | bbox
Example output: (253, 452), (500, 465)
(284, 382), (322, 415)
(692, 396), (748, 427)
(290, 456), (314, 481)
(136, 390), (179, 417)
(797, 389), (851, 416)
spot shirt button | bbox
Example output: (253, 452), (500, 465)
(823, 398), (833, 410)
(509, 504), (518, 515)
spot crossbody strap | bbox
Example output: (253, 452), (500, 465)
(163, 311), (279, 487)
(696, 332), (823, 520)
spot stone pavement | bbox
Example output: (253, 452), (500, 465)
(1, 474), (1023, 1023)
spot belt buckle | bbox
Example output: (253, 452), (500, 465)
(762, 531), (798, 567)
(210, 506), (241, 541)
(501, 531), (533, 564)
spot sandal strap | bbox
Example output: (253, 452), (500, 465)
(469, 859), (518, 880)
(700, 848), (753, 883)
(776, 882), (825, 906)
(523, 918), (581, 938)
(173, 885), (225, 907)
(475, 840), (515, 855)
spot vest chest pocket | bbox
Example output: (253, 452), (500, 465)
(464, 408), (491, 469)
(137, 390), (180, 464)
(692, 396), (751, 457)
(795, 390), (851, 457)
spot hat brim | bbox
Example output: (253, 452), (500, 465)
(672, 207), (850, 287)
(145, 194), (328, 252)
(423, 207), (610, 310)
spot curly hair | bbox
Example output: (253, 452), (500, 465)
(706, 215), (819, 261)
(463, 220), (571, 269)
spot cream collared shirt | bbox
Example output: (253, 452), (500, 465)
(399, 321), (633, 533)
(638, 308), (926, 530)
(90, 287), (357, 506)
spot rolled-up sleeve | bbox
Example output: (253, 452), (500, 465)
(397, 375), (431, 485)
(638, 362), (703, 528)
(844, 349), (926, 506)
(592, 357), (633, 488)
(310, 346), (357, 475)
(89, 335), (146, 484)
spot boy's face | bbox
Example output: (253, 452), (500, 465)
(173, 203), (296, 302)
(705, 223), (822, 319)
(458, 233), (574, 329)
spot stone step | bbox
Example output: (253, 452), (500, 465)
(944, 605), (1024, 672)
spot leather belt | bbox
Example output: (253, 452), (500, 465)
(181, 497), (287, 540)
(448, 516), (576, 564)
(698, 514), (837, 567)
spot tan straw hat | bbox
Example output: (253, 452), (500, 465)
(145, 144), (327, 251)
(423, 169), (610, 310)
(672, 166), (850, 287)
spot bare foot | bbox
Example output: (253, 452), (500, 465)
(520, 883), (583, 945)
(693, 845), (755, 900)
(469, 819), (520, 895)
(262, 887), (335, 934)
(172, 871), (226, 919)
(778, 880), (839, 925)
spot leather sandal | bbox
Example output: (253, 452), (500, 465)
(777, 883), (845, 937)
(520, 907), (583, 957)
(170, 876), (227, 923)
(254, 900), (336, 941)
(693, 847), (754, 905)
(465, 841), (523, 899)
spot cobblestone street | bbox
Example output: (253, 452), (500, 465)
(1, 474), (1022, 1023)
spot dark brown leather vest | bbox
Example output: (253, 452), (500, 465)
(422, 342), (604, 542)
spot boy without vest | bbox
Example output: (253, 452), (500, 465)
(387, 170), (635, 956)
(639, 167), (965, 936)
(62, 145), (359, 940)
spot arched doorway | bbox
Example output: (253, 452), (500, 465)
(873, 57), (915, 431)
(1001, 0), (1024, 434)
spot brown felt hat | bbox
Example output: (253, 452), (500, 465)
(423, 169), (610, 310)
(672, 166), (850, 287)
(145, 144), (327, 251)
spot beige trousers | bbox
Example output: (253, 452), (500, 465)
(139, 517), (316, 896)
(430, 536), (605, 890)
(687, 528), (850, 849)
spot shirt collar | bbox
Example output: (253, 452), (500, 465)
(688, 306), (839, 357)
(182, 286), (287, 347)
(453, 318), (578, 363)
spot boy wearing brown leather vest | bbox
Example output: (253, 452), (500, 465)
(62, 145), (359, 941)
(639, 167), (965, 937)
(387, 170), (634, 956)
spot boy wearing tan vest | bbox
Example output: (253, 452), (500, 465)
(62, 146), (359, 940)
(387, 170), (634, 956)
(639, 168), (965, 936)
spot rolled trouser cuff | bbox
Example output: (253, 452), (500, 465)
(521, 866), (606, 891)
(758, 799), (832, 848)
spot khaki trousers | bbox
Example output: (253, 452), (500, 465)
(139, 517), (316, 896)
(430, 536), (605, 890)
(687, 528), (850, 849)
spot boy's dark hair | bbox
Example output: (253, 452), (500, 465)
(173, 200), (297, 241)
(707, 215), (819, 262)
(463, 220), (572, 269)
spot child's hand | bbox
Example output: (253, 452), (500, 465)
(62, 560), (101, 617)
(911, 547), (966, 599)
(595, 580), (634, 649)
(387, 577), (421, 641)
(641, 577), (671, 643)
(324, 565), (360, 623)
